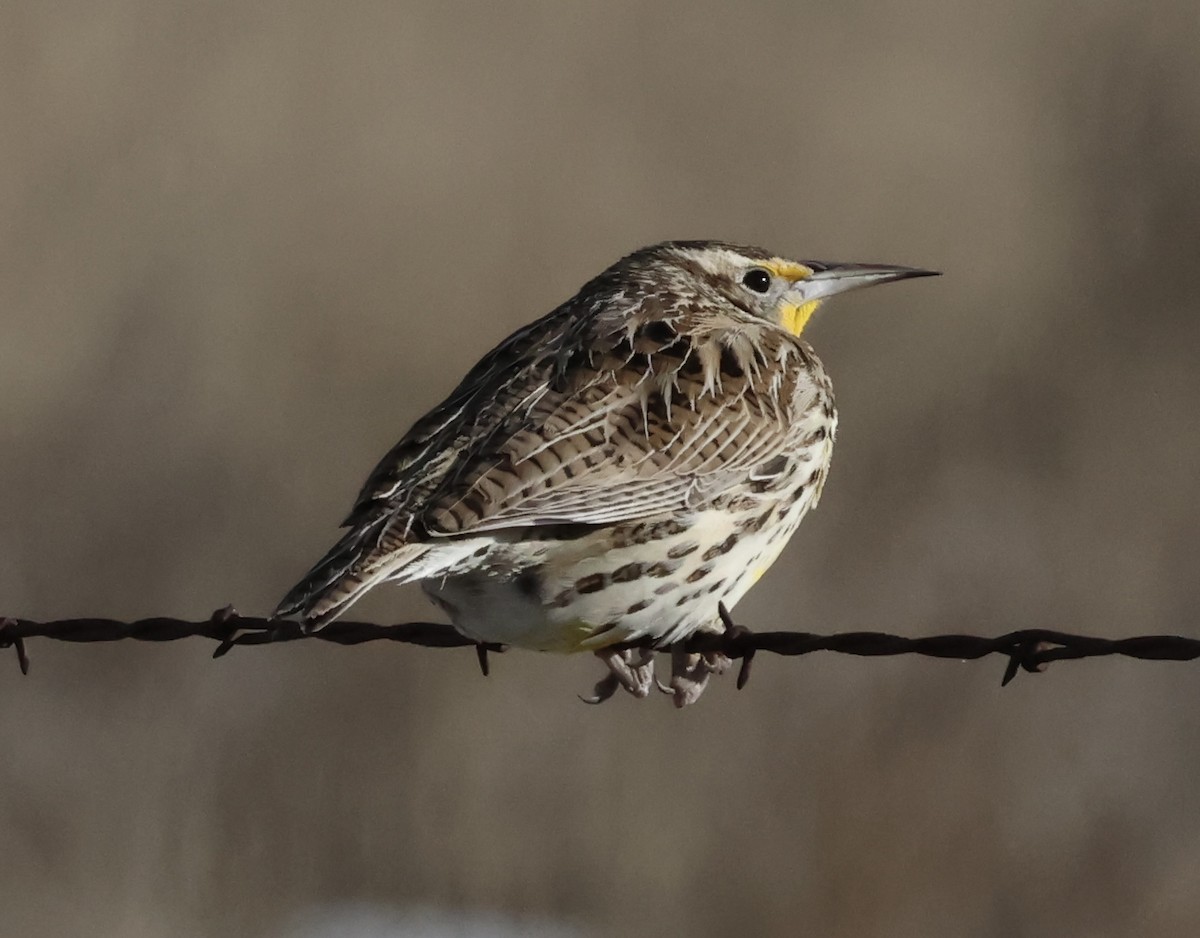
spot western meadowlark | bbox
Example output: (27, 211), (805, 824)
(275, 241), (937, 705)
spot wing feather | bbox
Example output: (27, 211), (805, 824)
(417, 313), (810, 536)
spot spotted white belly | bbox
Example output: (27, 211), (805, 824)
(422, 487), (817, 652)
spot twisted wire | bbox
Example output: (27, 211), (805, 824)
(2, 607), (1196, 687)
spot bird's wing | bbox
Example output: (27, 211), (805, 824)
(355, 308), (818, 539)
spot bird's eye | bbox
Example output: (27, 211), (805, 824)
(741, 268), (772, 294)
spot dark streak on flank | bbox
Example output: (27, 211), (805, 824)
(611, 562), (643, 582)
(702, 534), (739, 562)
(575, 573), (607, 594)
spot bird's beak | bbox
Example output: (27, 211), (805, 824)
(778, 263), (939, 336)
(789, 263), (941, 303)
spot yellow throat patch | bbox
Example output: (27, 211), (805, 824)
(781, 299), (823, 337)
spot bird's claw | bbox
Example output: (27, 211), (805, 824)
(581, 647), (657, 704)
(579, 671), (622, 705)
(667, 647), (732, 708)
(580, 612), (745, 706)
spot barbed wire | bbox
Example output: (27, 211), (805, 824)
(1, 605), (1197, 689)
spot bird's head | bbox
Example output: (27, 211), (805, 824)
(647, 241), (940, 337)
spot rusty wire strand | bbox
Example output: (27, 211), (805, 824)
(1, 606), (1198, 687)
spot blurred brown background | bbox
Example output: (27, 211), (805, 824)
(4, 1), (1200, 935)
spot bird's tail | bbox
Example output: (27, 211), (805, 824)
(273, 517), (438, 631)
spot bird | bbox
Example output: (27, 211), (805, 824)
(274, 241), (938, 705)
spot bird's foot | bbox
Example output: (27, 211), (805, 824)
(666, 646), (732, 708)
(579, 647), (657, 704)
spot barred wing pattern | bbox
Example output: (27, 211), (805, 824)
(357, 302), (812, 537)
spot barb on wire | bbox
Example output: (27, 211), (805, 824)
(1, 606), (1198, 688)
